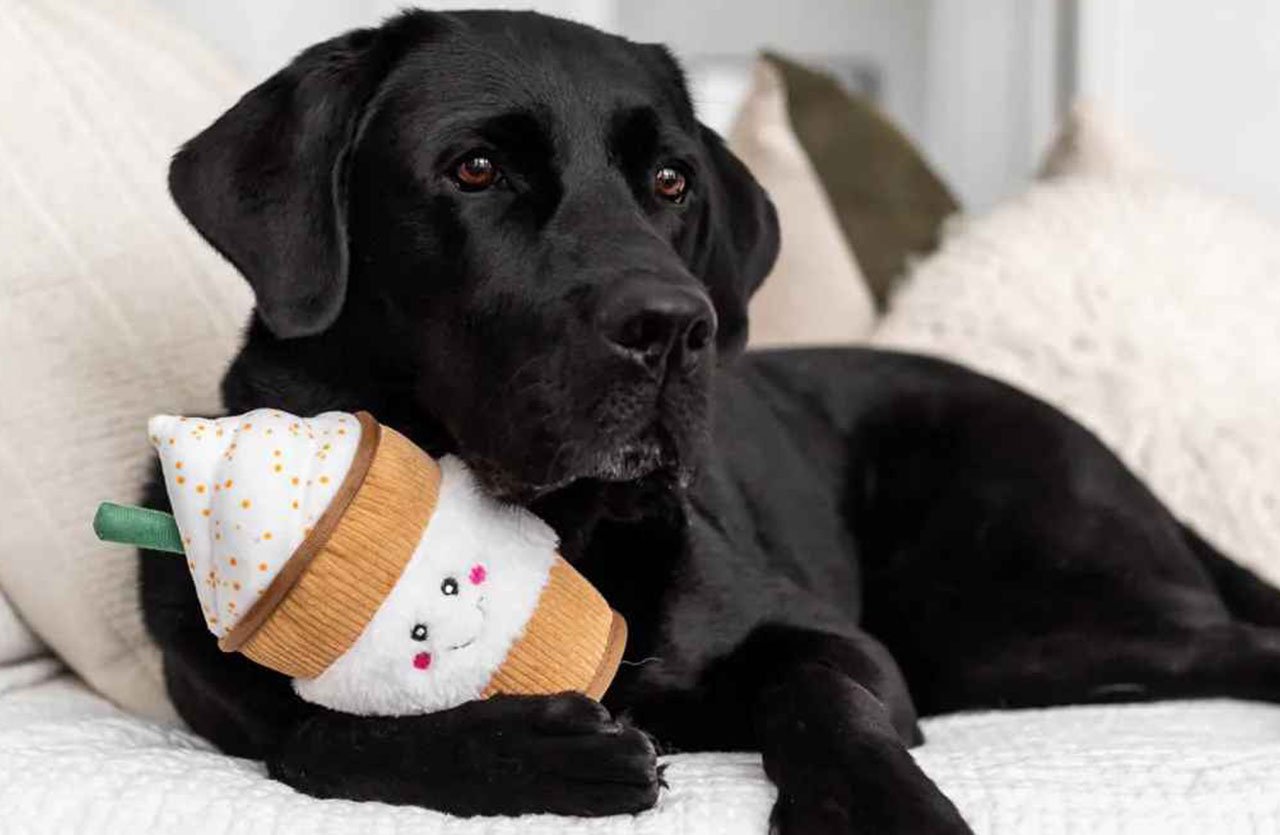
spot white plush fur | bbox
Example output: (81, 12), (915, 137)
(874, 176), (1280, 586)
(294, 457), (559, 715)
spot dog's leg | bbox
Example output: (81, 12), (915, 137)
(1181, 523), (1280, 628)
(653, 625), (973, 835)
(270, 692), (659, 816)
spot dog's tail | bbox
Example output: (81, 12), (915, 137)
(1183, 523), (1280, 627)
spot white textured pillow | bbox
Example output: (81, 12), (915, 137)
(0, 0), (251, 719)
(874, 175), (1280, 586)
(729, 59), (876, 347)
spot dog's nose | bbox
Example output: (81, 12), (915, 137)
(597, 280), (717, 374)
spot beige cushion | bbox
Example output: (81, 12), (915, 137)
(730, 59), (876, 348)
(0, 0), (251, 719)
(1039, 100), (1165, 181)
(875, 107), (1280, 587)
(0, 590), (43, 667)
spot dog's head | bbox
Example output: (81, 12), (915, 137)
(170, 10), (777, 500)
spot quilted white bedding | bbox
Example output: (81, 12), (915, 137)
(3, 668), (1280, 835)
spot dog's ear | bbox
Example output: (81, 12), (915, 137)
(692, 125), (780, 354)
(641, 44), (778, 355)
(168, 19), (423, 339)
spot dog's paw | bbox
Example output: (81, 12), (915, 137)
(768, 762), (972, 835)
(455, 692), (660, 816)
(272, 692), (659, 817)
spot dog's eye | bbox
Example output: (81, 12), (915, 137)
(452, 154), (500, 191)
(410, 623), (428, 642)
(653, 164), (688, 203)
(441, 577), (459, 596)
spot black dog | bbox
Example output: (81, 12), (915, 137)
(141, 10), (1280, 833)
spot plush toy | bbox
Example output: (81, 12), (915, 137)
(95, 409), (626, 716)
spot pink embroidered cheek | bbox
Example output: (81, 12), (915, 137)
(469, 564), (487, 585)
(413, 652), (432, 671)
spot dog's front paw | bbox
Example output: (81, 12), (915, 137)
(461, 692), (661, 816)
(760, 667), (972, 835)
(272, 693), (659, 817)
(769, 761), (972, 835)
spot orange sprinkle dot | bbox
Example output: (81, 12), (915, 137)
(338, 429), (347, 435)
(273, 449), (282, 457)
(229, 557), (237, 567)
(242, 423), (253, 431)
(175, 461), (183, 470)
(168, 438), (175, 446)
(258, 562), (268, 571)
(262, 532), (273, 541)
(241, 499), (252, 510)
(176, 475), (186, 485)
(224, 479), (234, 488)
(233, 582), (242, 591)
(201, 508), (211, 517)
(319, 476), (330, 485)
(291, 477), (300, 486)
(216, 429), (224, 437)
(291, 500), (299, 510)
(196, 484), (206, 494)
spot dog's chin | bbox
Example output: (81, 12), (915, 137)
(469, 422), (693, 504)
(584, 427), (672, 483)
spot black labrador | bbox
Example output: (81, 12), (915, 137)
(141, 10), (1280, 833)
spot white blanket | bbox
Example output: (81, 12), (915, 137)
(3, 673), (1279, 835)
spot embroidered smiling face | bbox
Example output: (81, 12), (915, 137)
(292, 456), (560, 716)
(406, 562), (490, 673)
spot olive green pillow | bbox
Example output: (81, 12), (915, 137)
(764, 52), (959, 309)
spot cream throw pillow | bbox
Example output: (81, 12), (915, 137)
(729, 59), (876, 347)
(0, 0), (251, 719)
(875, 105), (1280, 587)
(0, 590), (43, 668)
(1039, 101), (1165, 181)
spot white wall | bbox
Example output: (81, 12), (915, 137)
(1078, 0), (1280, 216)
(922, 0), (1065, 209)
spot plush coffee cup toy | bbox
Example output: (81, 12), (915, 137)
(95, 409), (626, 716)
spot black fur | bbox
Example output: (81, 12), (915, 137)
(143, 11), (1280, 833)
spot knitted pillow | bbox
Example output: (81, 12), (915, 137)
(875, 107), (1280, 587)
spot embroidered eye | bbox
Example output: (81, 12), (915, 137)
(441, 577), (459, 596)
(410, 623), (428, 642)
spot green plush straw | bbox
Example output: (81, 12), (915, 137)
(93, 502), (185, 555)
